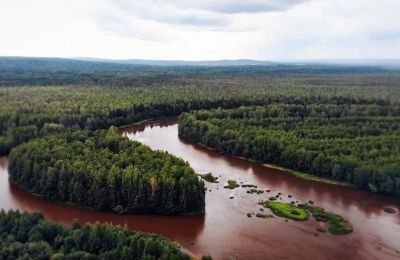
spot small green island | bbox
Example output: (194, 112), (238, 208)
(305, 205), (353, 234)
(224, 180), (240, 189)
(199, 172), (219, 183)
(263, 201), (309, 221)
(260, 201), (353, 234)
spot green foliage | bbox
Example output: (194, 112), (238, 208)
(305, 206), (353, 234)
(2, 70), (400, 158)
(0, 209), (190, 259)
(8, 128), (205, 215)
(224, 180), (240, 189)
(178, 103), (400, 196)
(1, 63), (400, 196)
(199, 173), (219, 183)
(264, 202), (309, 221)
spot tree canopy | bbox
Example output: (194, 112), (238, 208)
(178, 104), (400, 196)
(0, 209), (191, 259)
(1, 72), (399, 156)
(8, 127), (205, 215)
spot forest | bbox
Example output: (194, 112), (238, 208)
(1, 59), (400, 197)
(178, 104), (400, 196)
(0, 209), (191, 259)
(0, 57), (386, 86)
(1, 69), (400, 157)
(0, 58), (400, 259)
(8, 127), (205, 215)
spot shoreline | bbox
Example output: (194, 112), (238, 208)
(178, 134), (353, 188)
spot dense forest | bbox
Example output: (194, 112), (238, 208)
(1, 58), (400, 198)
(8, 128), (205, 215)
(0, 209), (191, 259)
(1, 71), (400, 156)
(178, 104), (400, 196)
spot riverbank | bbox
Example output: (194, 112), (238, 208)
(180, 134), (353, 188)
(262, 163), (354, 187)
(118, 116), (174, 130)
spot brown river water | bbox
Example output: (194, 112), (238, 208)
(1, 118), (400, 259)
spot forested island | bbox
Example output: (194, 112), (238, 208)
(0, 209), (191, 259)
(178, 104), (400, 196)
(8, 127), (205, 215)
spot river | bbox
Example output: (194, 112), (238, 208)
(1, 118), (399, 259)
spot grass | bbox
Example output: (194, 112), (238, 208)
(263, 163), (354, 187)
(257, 199), (353, 235)
(305, 206), (353, 235)
(224, 180), (240, 189)
(263, 201), (309, 221)
(199, 172), (219, 183)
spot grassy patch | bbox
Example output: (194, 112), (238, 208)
(264, 201), (309, 221)
(305, 206), (353, 234)
(199, 172), (219, 183)
(224, 180), (240, 189)
(284, 168), (353, 187)
(264, 164), (353, 187)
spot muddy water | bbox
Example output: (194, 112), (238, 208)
(1, 118), (400, 259)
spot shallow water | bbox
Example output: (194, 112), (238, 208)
(1, 118), (400, 259)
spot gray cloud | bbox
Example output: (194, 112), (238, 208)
(162, 0), (310, 14)
(110, 1), (229, 28)
(109, 0), (308, 30)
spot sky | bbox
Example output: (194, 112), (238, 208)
(0, 0), (399, 60)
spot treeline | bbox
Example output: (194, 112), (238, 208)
(0, 57), (388, 86)
(8, 127), (205, 215)
(2, 73), (400, 156)
(178, 104), (400, 196)
(0, 209), (192, 259)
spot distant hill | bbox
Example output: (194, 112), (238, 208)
(282, 59), (400, 69)
(0, 56), (394, 86)
(76, 58), (275, 66)
(77, 57), (400, 68)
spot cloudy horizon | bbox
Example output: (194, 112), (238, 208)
(0, 0), (399, 60)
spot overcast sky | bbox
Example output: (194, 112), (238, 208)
(0, 0), (399, 60)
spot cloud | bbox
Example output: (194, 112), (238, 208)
(0, 0), (399, 60)
(149, 0), (310, 14)
(108, 1), (229, 28)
